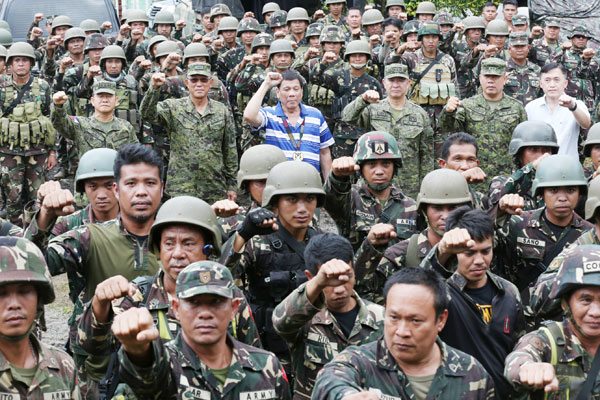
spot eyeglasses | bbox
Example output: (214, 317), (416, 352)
(189, 76), (211, 84)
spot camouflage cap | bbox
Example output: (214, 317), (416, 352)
(509, 32), (529, 46)
(550, 245), (600, 299)
(176, 261), (234, 299)
(187, 62), (212, 77)
(93, 80), (116, 95)
(511, 14), (528, 26)
(384, 63), (409, 79)
(544, 17), (560, 28)
(570, 25), (591, 38)
(480, 57), (506, 76)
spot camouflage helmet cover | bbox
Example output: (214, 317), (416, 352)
(418, 22), (441, 39)
(320, 25), (345, 43)
(251, 33), (273, 52)
(306, 23), (324, 37)
(550, 245), (600, 299)
(84, 33), (110, 53)
(433, 11), (453, 25)
(353, 131), (403, 167)
(269, 10), (288, 28)
(237, 18), (261, 35)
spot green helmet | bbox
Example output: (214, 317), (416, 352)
(262, 161), (326, 207)
(75, 148), (117, 193)
(0, 237), (55, 304)
(155, 40), (182, 60)
(64, 27), (86, 47)
(210, 4), (232, 22)
(362, 9), (385, 26)
(51, 15), (73, 33)
(0, 20), (10, 32)
(262, 2), (281, 15)
(386, 0), (406, 10)
(269, 39), (295, 57)
(344, 40), (372, 60)
(320, 25), (345, 43)
(126, 9), (150, 25)
(153, 10), (176, 26)
(7, 42), (35, 65)
(149, 196), (222, 255)
(183, 43), (210, 65)
(148, 34), (168, 55)
(531, 154), (588, 196)
(176, 261), (234, 299)
(403, 20), (420, 38)
(269, 10), (288, 28)
(0, 45), (7, 59)
(237, 144), (287, 188)
(486, 19), (509, 36)
(218, 16), (239, 33)
(238, 18), (261, 35)
(585, 176), (600, 220)
(0, 29), (12, 48)
(418, 22), (441, 39)
(416, 169), (472, 210)
(433, 11), (453, 25)
(251, 33), (273, 53)
(80, 19), (101, 33)
(549, 245), (600, 299)
(287, 7), (310, 23)
(353, 131), (403, 167)
(415, 1), (436, 15)
(325, 0), (346, 5)
(84, 33), (110, 53)
(508, 121), (559, 156)
(306, 23), (324, 38)
(462, 16), (486, 31)
(583, 123), (600, 157)
(100, 45), (126, 69)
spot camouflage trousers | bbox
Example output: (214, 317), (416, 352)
(0, 152), (47, 225)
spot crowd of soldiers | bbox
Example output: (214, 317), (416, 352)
(2, 0), (600, 398)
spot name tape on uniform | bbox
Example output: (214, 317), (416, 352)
(239, 389), (277, 399)
(516, 237), (545, 247)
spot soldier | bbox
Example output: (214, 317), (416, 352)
(346, 8), (364, 42)
(181, 42), (231, 108)
(212, 16), (240, 57)
(583, 123), (600, 180)
(114, 261), (290, 399)
(295, 23), (323, 60)
(321, 0), (350, 38)
(481, 2), (497, 25)
(505, 245), (600, 398)
(269, 10), (289, 38)
(495, 154), (592, 301)
(324, 131), (418, 251)
(415, 1), (436, 22)
(44, 27), (86, 81)
(286, 8), (310, 47)
(80, 19), (101, 35)
(119, 9), (151, 63)
(51, 80), (138, 159)
(450, 16), (486, 99)
(480, 19), (510, 62)
(488, 121), (559, 211)
(36, 15), (73, 70)
(342, 63), (432, 197)
(511, 14), (529, 34)
(441, 57), (526, 181)
(138, 40), (183, 95)
(502, 0), (518, 30)
(529, 17), (562, 67)
(151, 10), (179, 41)
(272, 233), (384, 399)
(140, 63), (238, 203)
(362, 9), (384, 42)
(355, 169), (472, 304)
(262, 2), (281, 26)
(504, 32), (541, 106)
(0, 237), (79, 398)
(0, 42), (56, 225)
(217, 18), (261, 84)
(385, 0), (407, 19)
(312, 267), (495, 399)
(378, 18), (405, 64)
(207, 4), (233, 41)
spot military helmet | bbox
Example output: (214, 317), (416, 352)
(531, 154), (588, 196)
(416, 169), (472, 210)
(237, 18), (261, 35)
(287, 7), (310, 23)
(433, 11), (453, 25)
(344, 40), (372, 60)
(549, 245), (600, 299)
(210, 4), (232, 22)
(585, 177), (600, 220)
(320, 25), (345, 43)
(0, 237), (55, 304)
(386, 0), (406, 10)
(127, 9), (150, 25)
(269, 39), (295, 57)
(84, 33), (110, 53)
(362, 9), (385, 26)
(251, 33), (273, 53)
(183, 43), (210, 65)
(269, 10), (288, 28)
(153, 9), (176, 26)
(237, 144), (287, 188)
(80, 19), (101, 33)
(262, 161), (326, 207)
(462, 16), (486, 31)
(415, 1), (436, 15)
(262, 2), (281, 15)
(0, 45), (7, 59)
(148, 34), (168, 55)
(0, 29), (13, 48)
(325, 0), (346, 4)
(306, 23), (324, 38)
(583, 123), (600, 157)
(353, 131), (402, 167)
(51, 15), (73, 32)
(75, 148), (117, 193)
(402, 20), (421, 38)
(0, 20), (10, 32)
(6, 42), (35, 65)
(418, 22), (441, 39)
(218, 16), (239, 33)
(100, 45), (126, 69)
(485, 19), (509, 36)
(155, 40), (182, 60)
(508, 121), (559, 156)
(149, 196), (222, 255)
(63, 27), (86, 47)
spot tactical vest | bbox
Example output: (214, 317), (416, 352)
(0, 78), (56, 150)
(309, 83), (336, 108)
(74, 64), (92, 116)
(411, 59), (456, 106)
(113, 81), (139, 129)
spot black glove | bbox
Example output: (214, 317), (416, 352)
(237, 207), (277, 241)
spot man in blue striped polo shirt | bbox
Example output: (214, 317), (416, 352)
(243, 69), (334, 179)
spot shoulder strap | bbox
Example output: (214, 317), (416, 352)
(413, 52), (444, 86)
(539, 325), (560, 366)
(405, 234), (421, 268)
(273, 225), (313, 260)
(2, 76), (33, 117)
(576, 346), (600, 400)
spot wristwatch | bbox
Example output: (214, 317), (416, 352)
(569, 102), (578, 112)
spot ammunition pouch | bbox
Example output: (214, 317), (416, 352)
(411, 61), (455, 106)
(0, 114), (56, 150)
(309, 84), (335, 107)
(115, 109), (139, 129)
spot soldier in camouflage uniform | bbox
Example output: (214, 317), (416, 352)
(295, 23), (322, 60)
(43, 27), (86, 82)
(529, 17), (562, 67)
(321, 0), (350, 38)
(341, 63), (433, 198)
(505, 245), (600, 398)
(440, 57), (526, 182)
(140, 63), (238, 203)
(583, 123), (600, 180)
(0, 237), (80, 399)
(433, 11), (454, 55)
(119, 10), (151, 63)
(272, 233), (384, 399)
(312, 267), (495, 399)
(268, 10), (289, 38)
(504, 32), (541, 106)
(0, 42), (56, 225)
(488, 121), (559, 211)
(471, 19), (510, 79)
(324, 131), (418, 252)
(114, 261), (290, 399)
(217, 18), (261, 85)
(449, 16), (485, 98)
(285, 8), (310, 47)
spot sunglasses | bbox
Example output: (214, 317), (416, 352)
(189, 76), (211, 84)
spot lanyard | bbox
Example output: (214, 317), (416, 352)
(282, 117), (305, 151)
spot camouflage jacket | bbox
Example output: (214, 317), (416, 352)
(139, 87), (238, 203)
(51, 105), (138, 158)
(118, 334), (290, 399)
(488, 163), (544, 211)
(217, 44), (247, 84)
(341, 96), (435, 198)
(323, 175), (418, 250)
(50, 204), (96, 239)
(504, 319), (600, 399)
(271, 282), (384, 399)
(0, 335), (80, 399)
(439, 93), (527, 182)
(312, 336), (495, 399)
(74, 71), (138, 110)
(551, 47), (600, 112)
(60, 62), (92, 116)
(321, 15), (350, 37)
(529, 37), (561, 67)
(504, 58), (541, 106)
(450, 40), (482, 99)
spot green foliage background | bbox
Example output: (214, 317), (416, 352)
(401, 0), (499, 19)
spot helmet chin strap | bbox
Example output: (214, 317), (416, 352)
(425, 215), (445, 237)
(562, 299), (588, 339)
(0, 320), (35, 342)
(367, 181), (391, 192)
(350, 62), (367, 70)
